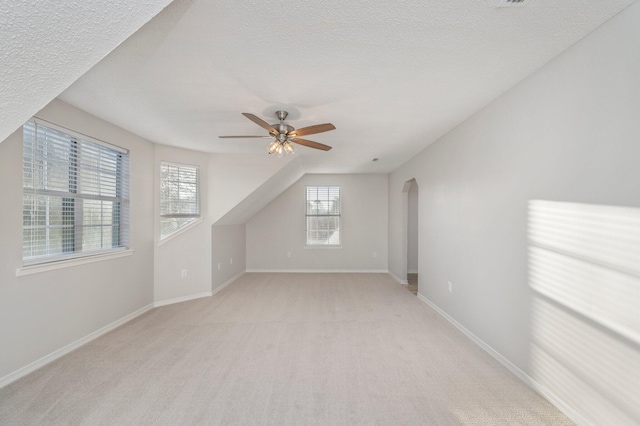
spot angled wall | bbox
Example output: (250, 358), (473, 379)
(153, 144), (212, 304)
(388, 3), (640, 424)
(213, 157), (304, 226)
(154, 151), (301, 304)
(211, 225), (246, 291)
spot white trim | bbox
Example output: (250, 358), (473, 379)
(416, 293), (590, 426)
(407, 269), (418, 274)
(16, 249), (134, 276)
(0, 303), (153, 389)
(32, 116), (128, 154)
(388, 271), (409, 285)
(212, 271), (245, 295)
(246, 269), (388, 273)
(154, 291), (212, 307)
(157, 217), (203, 246)
(154, 271), (246, 307)
(303, 245), (343, 249)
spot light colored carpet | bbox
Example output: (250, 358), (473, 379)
(0, 273), (572, 425)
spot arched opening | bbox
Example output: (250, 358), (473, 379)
(402, 178), (419, 295)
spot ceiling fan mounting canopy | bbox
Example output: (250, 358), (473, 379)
(219, 110), (335, 156)
(275, 110), (288, 121)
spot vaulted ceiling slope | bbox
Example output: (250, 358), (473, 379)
(0, 0), (174, 144)
(23, 0), (636, 174)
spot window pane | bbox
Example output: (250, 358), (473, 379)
(305, 186), (341, 245)
(160, 162), (200, 239)
(22, 120), (129, 264)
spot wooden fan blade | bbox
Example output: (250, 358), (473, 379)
(242, 113), (279, 135)
(290, 138), (332, 151)
(289, 123), (335, 137)
(218, 136), (272, 138)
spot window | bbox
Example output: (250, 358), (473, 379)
(306, 186), (341, 246)
(22, 119), (130, 265)
(160, 161), (200, 239)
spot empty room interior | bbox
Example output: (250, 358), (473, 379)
(1, 0), (639, 424)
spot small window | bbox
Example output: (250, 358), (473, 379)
(22, 119), (130, 265)
(160, 161), (200, 239)
(306, 186), (341, 246)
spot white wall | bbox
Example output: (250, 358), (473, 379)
(0, 99), (155, 381)
(388, 3), (640, 424)
(247, 174), (388, 272)
(211, 225), (246, 290)
(208, 154), (295, 224)
(153, 150), (301, 303)
(153, 144), (212, 304)
(407, 180), (419, 274)
(215, 157), (305, 226)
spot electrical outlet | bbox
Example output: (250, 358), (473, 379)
(448, 281), (453, 293)
(372, 252), (377, 257)
(217, 262), (221, 271)
(230, 257), (233, 265)
(181, 269), (187, 278)
(287, 252), (291, 258)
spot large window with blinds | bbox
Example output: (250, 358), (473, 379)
(22, 119), (130, 265)
(160, 161), (200, 239)
(305, 186), (341, 246)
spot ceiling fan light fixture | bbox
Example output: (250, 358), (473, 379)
(283, 141), (295, 155)
(267, 140), (280, 154)
(267, 139), (295, 157)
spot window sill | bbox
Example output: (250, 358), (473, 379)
(304, 245), (343, 250)
(16, 249), (134, 277)
(157, 217), (203, 246)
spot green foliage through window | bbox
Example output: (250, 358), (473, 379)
(160, 162), (200, 238)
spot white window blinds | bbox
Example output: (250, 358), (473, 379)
(306, 186), (341, 245)
(160, 161), (200, 239)
(22, 119), (130, 265)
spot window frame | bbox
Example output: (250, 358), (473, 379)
(22, 118), (130, 266)
(305, 185), (342, 247)
(159, 161), (201, 240)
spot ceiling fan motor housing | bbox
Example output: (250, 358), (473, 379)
(274, 124), (294, 138)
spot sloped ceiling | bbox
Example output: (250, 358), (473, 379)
(0, 0), (174, 144)
(215, 157), (305, 226)
(54, 0), (636, 173)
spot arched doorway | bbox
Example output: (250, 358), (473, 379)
(402, 178), (419, 295)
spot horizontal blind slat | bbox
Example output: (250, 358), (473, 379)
(160, 161), (200, 239)
(22, 120), (130, 264)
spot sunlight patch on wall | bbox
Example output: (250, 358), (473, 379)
(528, 200), (640, 424)
(529, 246), (639, 342)
(530, 298), (639, 424)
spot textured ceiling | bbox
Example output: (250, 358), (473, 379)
(0, 0), (174, 144)
(59, 0), (635, 173)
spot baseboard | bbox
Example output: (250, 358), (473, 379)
(154, 291), (212, 308)
(155, 271), (246, 308)
(212, 271), (245, 295)
(388, 271), (409, 285)
(0, 303), (154, 389)
(407, 269), (418, 274)
(416, 293), (590, 426)
(246, 269), (389, 273)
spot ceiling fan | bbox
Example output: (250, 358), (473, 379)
(219, 111), (335, 156)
